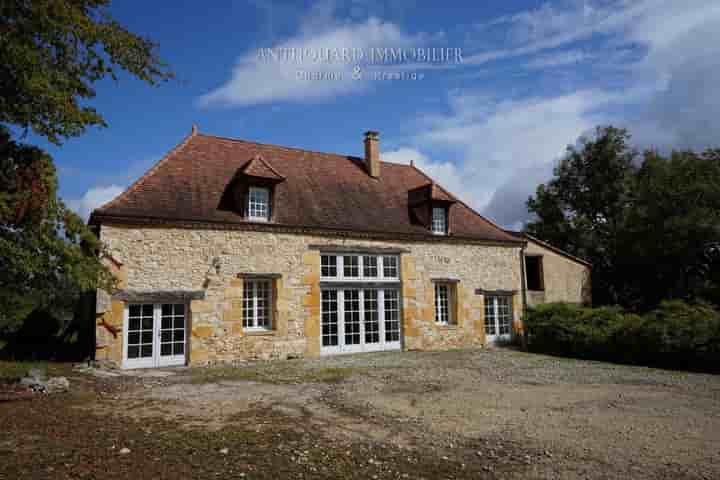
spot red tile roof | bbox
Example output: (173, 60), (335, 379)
(91, 130), (521, 244)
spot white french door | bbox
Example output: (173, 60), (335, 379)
(320, 288), (401, 355)
(123, 303), (187, 369)
(484, 295), (512, 343)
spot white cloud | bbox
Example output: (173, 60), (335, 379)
(197, 7), (422, 107)
(66, 185), (123, 221)
(526, 50), (591, 69)
(412, 0), (720, 228)
(383, 147), (473, 204)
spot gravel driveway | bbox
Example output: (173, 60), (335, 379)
(106, 347), (720, 479)
(3, 348), (718, 479)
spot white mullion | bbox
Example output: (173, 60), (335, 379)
(359, 256), (364, 280)
(153, 303), (160, 366)
(359, 289), (366, 351)
(378, 289), (386, 348)
(378, 256), (384, 280)
(338, 290), (346, 351)
(252, 282), (259, 328)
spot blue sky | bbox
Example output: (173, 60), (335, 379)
(42, 0), (720, 229)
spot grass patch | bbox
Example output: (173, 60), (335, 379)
(0, 360), (75, 382)
(0, 360), (48, 382)
(190, 361), (365, 385)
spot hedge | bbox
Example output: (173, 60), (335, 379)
(523, 300), (720, 372)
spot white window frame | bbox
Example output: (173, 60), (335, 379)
(122, 303), (187, 369)
(319, 287), (401, 355)
(247, 186), (270, 222)
(484, 295), (512, 342)
(243, 279), (273, 331)
(320, 253), (400, 282)
(432, 206), (447, 235)
(434, 283), (454, 325)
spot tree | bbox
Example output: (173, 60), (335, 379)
(527, 126), (720, 310)
(526, 126), (637, 306)
(0, 126), (115, 331)
(1, 0), (172, 143)
(0, 1), (171, 333)
(622, 149), (720, 308)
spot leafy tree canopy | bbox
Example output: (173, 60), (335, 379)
(0, 1), (171, 333)
(0, 126), (115, 331)
(526, 126), (720, 310)
(1, 0), (173, 144)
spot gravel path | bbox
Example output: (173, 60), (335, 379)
(4, 348), (717, 479)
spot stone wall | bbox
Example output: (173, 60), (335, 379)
(96, 225), (525, 366)
(524, 239), (591, 307)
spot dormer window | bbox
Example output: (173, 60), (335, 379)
(247, 186), (270, 221)
(432, 206), (447, 235)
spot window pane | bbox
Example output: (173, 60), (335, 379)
(384, 290), (400, 342)
(141, 317), (153, 330)
(174, 316), (184, 329)
(364, 290), (380, 344)
(174, 329), (185, 342)
(161, 317), (172, 330)
(344, 290), (361, 345)
(161, 331), (172, 342)
(141, 345), (153, 358)
(343, 256), (359, 277)
(142, 304), (154, 317)
(161, 343), (172, 356)
(321, 290), (339, 346)
(382, 256), (398, 278)
(247, 187), (270, 220)
(129, 317), (140, 331)
(432, 207), (447, 235)
(174, 342), (185, 355)
(128, 332), (140, 345)
(435, 284), (450, 325)
(485, 296), (497, 335)
(175, 304), (185, 316)
(243, 279), (272, 329)
(162, 304), (172, 316)
(129, 304), (141, 317)
(321, 255), (338, 277)
(128, 346), (139, 359)
(363, 256), (378, 278)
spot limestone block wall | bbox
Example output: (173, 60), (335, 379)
(524, 239), (591, 307)
(96, 224), (525, 366)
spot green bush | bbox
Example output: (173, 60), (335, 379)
(524, 301), (720, 372)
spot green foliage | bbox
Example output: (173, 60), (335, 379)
(0, 0), (173, 143)
(0, 127), (115, 332)
(524, 301), (720, 372)
(0, 0), (171, 335)
(526, 126), (720, 310)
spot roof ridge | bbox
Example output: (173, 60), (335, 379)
(94, 128), (198, 214)
(196, 132), (411, 168)
(409, 162), (519, 242)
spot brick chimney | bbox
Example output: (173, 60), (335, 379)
(364, 131), (380, 178)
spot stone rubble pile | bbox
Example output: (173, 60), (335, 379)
(19, 368), (70, 394)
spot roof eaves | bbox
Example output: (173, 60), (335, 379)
(89, 126), (199, 223)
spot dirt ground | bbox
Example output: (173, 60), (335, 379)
(1, 348), (719, 479)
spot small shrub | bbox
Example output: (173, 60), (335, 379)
(524, 300), (720, 372)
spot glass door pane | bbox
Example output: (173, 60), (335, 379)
(363, 290), (380, 345)
(125, 304), (155, 368)
(321, 290), (339, 347)
(383, 289), (401, 343)
(343, 290), (361, 346)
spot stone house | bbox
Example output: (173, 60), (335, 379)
(89, 127), (590, 369)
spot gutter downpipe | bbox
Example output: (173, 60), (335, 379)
(519, 241), (528, 350)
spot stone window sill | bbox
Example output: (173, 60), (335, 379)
(436, 324), (459, 330)
(244, 329), (276, 336)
